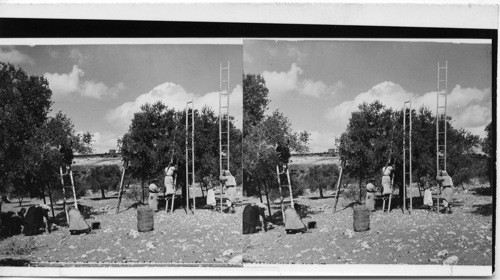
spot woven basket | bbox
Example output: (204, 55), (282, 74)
(353, 205), (370, 232)
(137, 206), (154, 232)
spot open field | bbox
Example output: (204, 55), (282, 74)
(0, 187), (243, 266)
(242, 185), (493, 265)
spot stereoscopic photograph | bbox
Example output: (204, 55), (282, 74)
(241, 39), (493, 266)
(0, 43), (244, 266)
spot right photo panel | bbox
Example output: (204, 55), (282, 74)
(242, 39), (493, 266)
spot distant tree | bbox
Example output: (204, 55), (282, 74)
(483, 122), (494, 186)
(304, 164), (339, 198)
(84, 165), (121, 199)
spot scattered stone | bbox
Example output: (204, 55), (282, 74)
(214, 258), (226, 262)
(343, 229), (355, 238)
(443, 256), (459, 265)
(228, 255), (242, 264)
(446, 231), (456, 235)
(428, 258), (441, 263)
(128, 229), (139, 239)
(360, 241), (371, 249)
(222, 249), (234, 257)
(145, 241), (156, 250)
(437, 250), (448, 258)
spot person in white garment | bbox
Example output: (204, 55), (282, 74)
(205, 174), (217, 210)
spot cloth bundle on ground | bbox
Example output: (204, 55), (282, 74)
(242, 204), (267, 234)
(284, 206), (307, 234)
(23, 205), (51, 236)
(69, 208), (91, 235)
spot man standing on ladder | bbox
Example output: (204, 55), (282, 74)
(276, 139), (291, 175)
(381, 160), (395, 212)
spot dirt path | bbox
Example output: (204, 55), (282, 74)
(243, 185), (493, 265)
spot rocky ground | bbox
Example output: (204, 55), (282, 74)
(0, 187), (242, 266)
(242, 184), (493, 266)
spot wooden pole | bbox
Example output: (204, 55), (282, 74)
(264, 184), (273, 223)
(286, 168), (294, 209)
(47, 183), (55, 219)
(276, 165), (285, 222)
(115, 165), (127, 214)
(333, 162), (344, 213)
(59, 167), (69, 223)
(69, 169), (78, 209)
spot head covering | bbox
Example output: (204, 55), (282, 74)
(256, 203), (267, 209)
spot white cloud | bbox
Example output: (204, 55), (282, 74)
(44, 65), (125, 99)
(81, 81), (126, 99)
(308, 130), (337, 153)
(106, 82), (243, 131)
(45, 65), (83, 96)
(90, 131), (119, 153)
(0, 47), (34, 65)
(325, 81), (491, 137)
(262, 63), (344, 99)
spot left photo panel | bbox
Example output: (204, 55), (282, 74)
(0, 43), (243, 266)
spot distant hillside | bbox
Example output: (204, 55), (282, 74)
(289, 153), (341, 172)
(72, 154), (122, 172)
(71, 152), (341, 173)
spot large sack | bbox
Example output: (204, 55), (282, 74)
(353, 205), (370, 232)
(284, 207), (307, 233)
(137, 206), (154, 232)
(69, 209), (91, 234)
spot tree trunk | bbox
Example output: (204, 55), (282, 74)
(40, 182), (47, 204)
(358, 178), (363, 203)
(319, 186), (324, 198)
(264, 184), (272, 223)
(141, 180), (145, 204)
(101, 186), (106, 199)
(257, 183), (263, 203)
(47, 183), (55, 219)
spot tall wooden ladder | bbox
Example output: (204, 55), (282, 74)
(436, 61), (448, 214)
(403, 100), (413, 214)
(219, 62), (230, 212)
(185, 100), (195, 214)
(59, 165), (78, 223)
(276, 165), (294, 222)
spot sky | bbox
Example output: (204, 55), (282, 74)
(0, 44), (243, 153)
(244, 39), (493, 153)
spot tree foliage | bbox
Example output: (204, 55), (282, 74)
(83, 165), (122, 199)
(339, 100), (484, 196)
(0, 62), (93, 209)
(120, 102), (242, 194)
(243, 74), (310, 197)
(304, 164), (339, 198)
